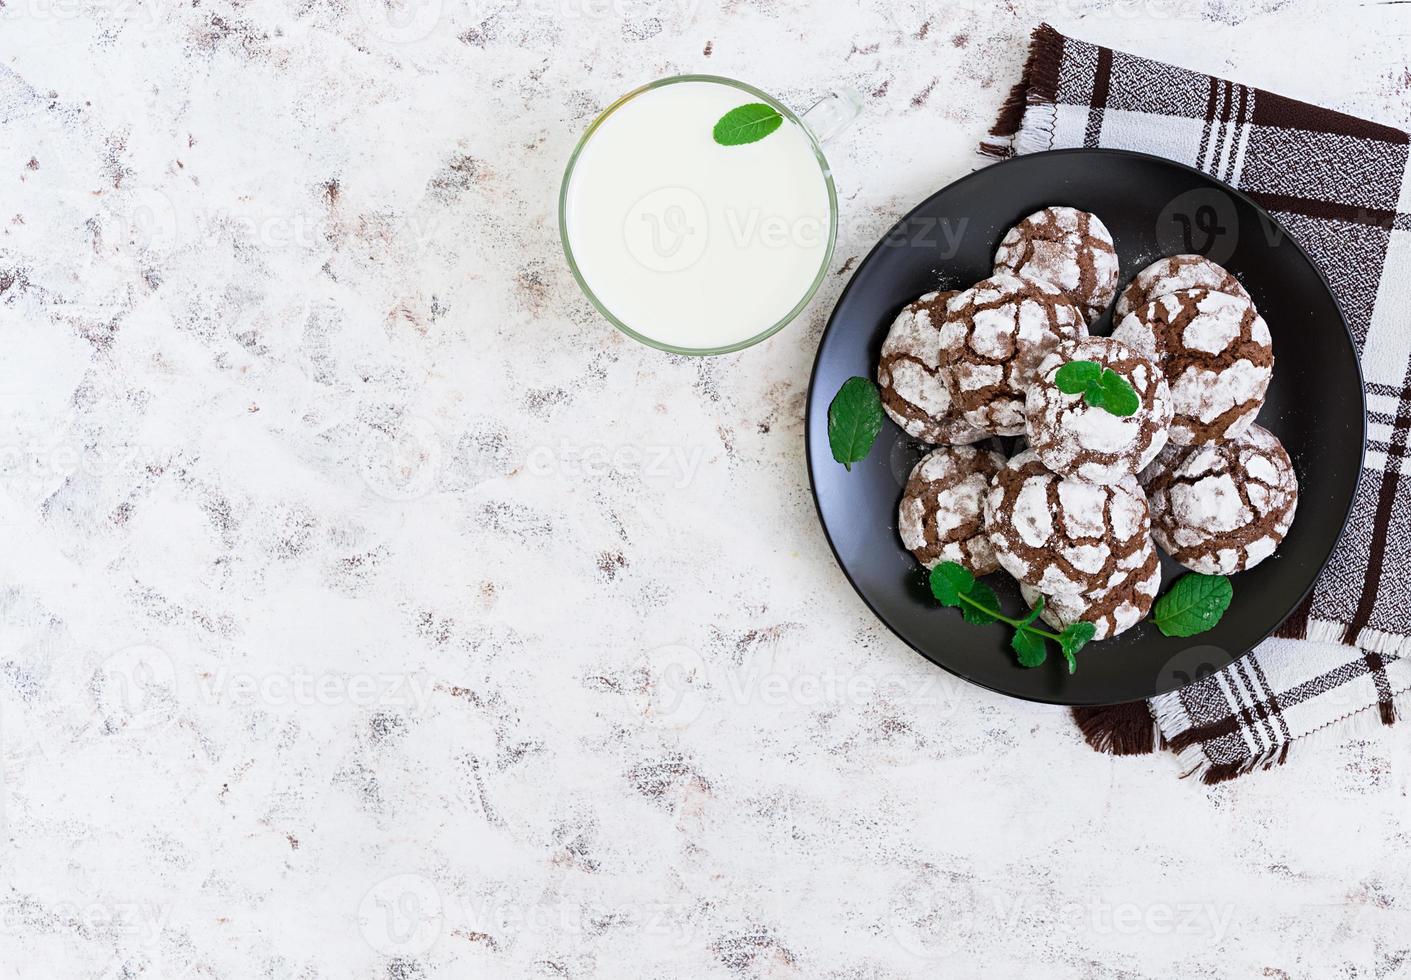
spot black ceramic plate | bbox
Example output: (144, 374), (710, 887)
(805, 149), (1365, 706)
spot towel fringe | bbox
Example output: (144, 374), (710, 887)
(1162, 691), (1402, 784)
(1070, 701), (1160, 756)
(1271, 592), (1314, 639)
(988, 24), (1063, 140)
(979, 23), (1063, 161)
(1335, 620), (1411, 658)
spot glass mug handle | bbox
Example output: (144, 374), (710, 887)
(800, 89), (864, 144)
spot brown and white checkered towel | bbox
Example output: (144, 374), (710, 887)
(982, 25), (1411, 783)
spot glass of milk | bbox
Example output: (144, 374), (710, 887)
(560, 75), (861, 355)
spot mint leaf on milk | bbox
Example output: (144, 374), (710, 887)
(1054, 359), (1139, 417)
(713, 103), (784, 146)
(827, 377), (884, 471)
(1153, 573), (1233, 638)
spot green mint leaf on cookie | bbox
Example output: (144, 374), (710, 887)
(1056, 359), (1139, 417)
(1055, 360), (1102, 394)
(1096, 369), (1140, 417)
(1010, 628), (1048, 668)
(962, 580), (1000, 626)
(713, 103), (784, 146)
(1153, 573), (1233, 637)
(827, 377), (884, 471)
(929, 562), (975, 608)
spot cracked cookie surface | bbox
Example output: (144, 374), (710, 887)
(1020, 538), (1161, 641)
(1115, 254), (1251, 321)
(877, 290), (987, 445)
(898, 444), (1008, 573)
(1111, 288), (1272, 446)
(1144, 423), (1298, 575)
(984, 449), (1152, 595)
(938, 274), (1087, 437)
(993, 206), (1119, 323)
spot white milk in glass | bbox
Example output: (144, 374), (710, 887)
(563, 80), (833, 352)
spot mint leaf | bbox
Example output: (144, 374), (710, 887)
(1052, 623), (1096, 674)
(929, 562), (975, 607)
(1059, 621), (1096, 658)
(827, 377), (884, 471)
(1010, 629), (1048, 668)
(1055, 360), (1102, 394)
(1097, 369), (1140, 417)
(713, 103), (784, 146)
(962, 581), (1000, 625)
(1154, 573), (1233, 637)
(1055, 359), (1140, 417)
(928, 564), (1097, 674)
(1017, 595), (1045, 629)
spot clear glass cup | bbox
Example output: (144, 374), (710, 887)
(559, 75), (862, 356)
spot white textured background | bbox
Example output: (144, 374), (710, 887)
(3, 1), (1411, 977)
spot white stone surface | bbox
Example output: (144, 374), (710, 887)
(3, 2), (1411, 977)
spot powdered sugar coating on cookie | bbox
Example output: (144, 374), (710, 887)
(1144, 423), (1298, 575)
(1111, 288), (1273, 446)
(984, 450), (1152, 595)
(1025, 336), (1173, 486)
(939, 274), (1088, 436)
(992, 206), (1120, 322)
(898, 445), (1007, 573)
(1019, 540), (1161, 641)
(1114, 254), (1252, 321)
(877, 291), (988, 445)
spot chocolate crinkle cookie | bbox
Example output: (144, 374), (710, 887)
(877, 290), (987, 445)
(1111, 287), (1272, 446)
(984, 450), (1152, 596)
(1114, 254), (1251, 321)
(992, 206), (1120, 323)
(1144, 423), (1298, 575)
(1025, 336), (1173, 486)
(898, 444), (1007, 574)
(938, 274), (1087, 437)
(1020, 538), (1161, 641)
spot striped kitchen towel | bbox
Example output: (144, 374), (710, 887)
(983, 24), (1411, 782)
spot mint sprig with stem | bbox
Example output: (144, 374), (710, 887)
(1054, 360), (1140, 417)
(930, 562), (1097, 673)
